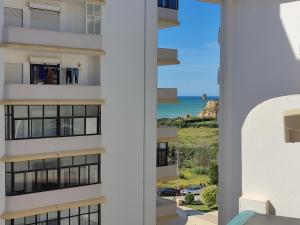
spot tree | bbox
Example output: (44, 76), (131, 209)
(201, 94), (208, 122)
(201, 185), (217, 208)
(208, 160), (218, 185)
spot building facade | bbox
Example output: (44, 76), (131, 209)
(157, 0), (180, 224)
(201, 0), (300, 224)
(0, 0), (160, 225)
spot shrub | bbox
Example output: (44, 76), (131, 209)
(208, 160), (218, 185)
(179, 173), (185, 179)
(192, 167), (209, 175)
(201, 185), (217, 208)
(185, 193), (195, 204)
(188, 121), (218, 128)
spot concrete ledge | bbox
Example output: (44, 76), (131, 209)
(158, 7), (180, 29)
(157, 164), (177, 181)
(156, 197), (177, 221)
(158, 48), (180, 66)
(3, 26), (103, 52)
(157, 126), (178, 142)
(239, 194), (270, 215)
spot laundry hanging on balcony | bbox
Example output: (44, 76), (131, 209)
(66, 68), (79, 84)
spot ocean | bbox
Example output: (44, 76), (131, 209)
(157, 96), (219, 119)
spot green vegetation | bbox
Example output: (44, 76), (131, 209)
(158, 117), (218, 129)
(201, 186), (218, 208)
(184, 204), (218, 212)
(184, 193), (195, 205)
(157, 117), (219, 189)
(208, 160), (218, 185)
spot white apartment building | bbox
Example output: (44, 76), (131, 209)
(201, 0), (300, 224)
(157, 1), (180, 224)
(0, 0), (162, 225)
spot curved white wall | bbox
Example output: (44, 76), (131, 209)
(219, 1), (300, 224)
(242, 94), (300, 218)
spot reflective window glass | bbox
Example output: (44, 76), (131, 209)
(14, 106), (28, 118)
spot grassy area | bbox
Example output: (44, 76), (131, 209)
(184, 204), (218, 212)
(157, 168), (210, 189)
(176, 127), (218, 147)
(157, 126), (218, 189)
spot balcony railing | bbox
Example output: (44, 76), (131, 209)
(5, 105), (101, 140)
(158, 0), (178, 10)
(5, 154), (101, 196)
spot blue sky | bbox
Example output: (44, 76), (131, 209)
(158, 0), (220, 97)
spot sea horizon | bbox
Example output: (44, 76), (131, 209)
(157, 96), (219, 119)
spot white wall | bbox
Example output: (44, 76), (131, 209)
(6, 135), (102, 156)
(219, 0), (300, 224)
(0, 1), (6, 224)
(4, 0), (86, 34)
(101, 0), (156, 225)
(241, 95), (300, 218)
(6, 184), (103, 212)
(3, 49), (100, 85)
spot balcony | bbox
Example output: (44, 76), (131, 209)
(4, 84), (101, 101)
(5, 183), (103, 212)
(157, 88), (178, 103)
(2, 26), (104, 55)
(158, 0), (180, 29)
(5, 135), (102, 157)
(157, 126), (178, 142)
(156, 197), (177, 221)
(158, 48), (180, 66)
(157, 164), (177, 182)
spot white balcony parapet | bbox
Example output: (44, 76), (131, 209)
(157, 88), (178, 103)
(157, 164), (177, 182)
(239, 194), (270, 215)
(156, 197), (177, 221)
(2, 26), (104, 55)
(4, 84), (101, 101)
(158, 48), (180, 66)
(5, 135), (102, 157)
(158, 7), (180, 29)
(5, 184), (103, 213)
(157, 126), (178, 142)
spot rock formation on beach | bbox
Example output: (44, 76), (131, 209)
(198, 100), (219, 119)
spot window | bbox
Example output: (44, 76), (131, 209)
(285, 114), (300, 143)
(4, 7), (23, 27)
(30, 8), (60, 31)
(5, 154), (101, 196)
(30, 64), (60, 85)
(157, 0), (178, 10)
(5, 63), (23, 84)
(6, 204), (101, 225)
(5, 105), (101, 140)
(157, 142), (168, 167)
(86, 4), (101, 35)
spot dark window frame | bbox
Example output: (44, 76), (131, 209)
(5, 105), (101, 140)
(6, 204), (101, 225)
(5, 154), (101, 196)
(157, 0), (178, 10)
(157, 142), (169, 167)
